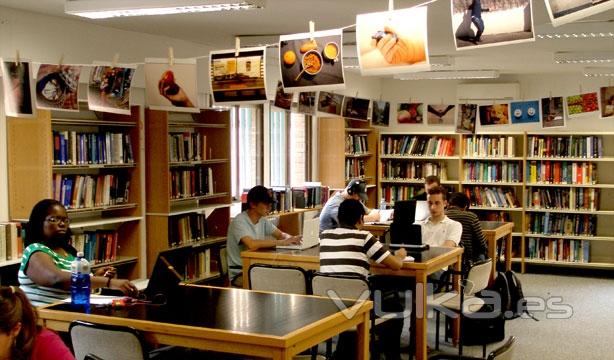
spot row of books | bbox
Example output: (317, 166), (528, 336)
(380, 136), (456, 156)
(270, 187), (293, 213)
(381, 161), (447, 181)
(184, 249), (218, 281)
(526, 238), (590, 263)
(169, 132), (208, 162)
(526, 161), (597, 185)
(464, 187), (519, 208)
(526, 213), (597, 236)
(463, 161), (522, 183)
(380, 185), (424, 203)
(526, 187), (599, 211)
(528, 135), (603, 158)
(170, 167), (214, 199)
(345, 158), (366, 179)
(345, 134), (368, 154)
(463, 135), (517, 157)
(53, 131), (134, 165)
(71, 231), (118, 264)
(168, 213), (208, 247)
(0, 223), (23, 263)
(52, 173), (131, 209)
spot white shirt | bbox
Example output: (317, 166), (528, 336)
(418, 215), (462, 247)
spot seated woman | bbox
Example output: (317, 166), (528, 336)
(0, 285), (74, 360)
(19, 199), (138, 306)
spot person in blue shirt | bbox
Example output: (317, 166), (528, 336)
(319, 179), (379, 234)
(226, 186), (301, 287)
(469, 0), (489, 43)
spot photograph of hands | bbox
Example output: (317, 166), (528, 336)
(144, 58), (198, 112)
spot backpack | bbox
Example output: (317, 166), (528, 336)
(491, 270), (537, 321)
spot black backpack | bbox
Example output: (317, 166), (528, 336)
(491, 270), (537, 321)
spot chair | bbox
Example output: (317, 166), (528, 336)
(70, 321), (148, 360)
(428, 259), (493, 358)
(248, 264), (310, 294)
(486, 336), (516, 360)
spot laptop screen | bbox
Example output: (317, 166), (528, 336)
(144, 254), (184, 300)
(390, 200), (423, 246)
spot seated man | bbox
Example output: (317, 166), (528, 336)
(319, 179), (379, 234)
(445, 192), (488, 270)
(412, 175), (441, 201)
(320, 199), (406, 360)
(417, 186), (462, 248)
(226, 185), (301, 287)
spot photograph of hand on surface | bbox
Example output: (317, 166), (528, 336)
(279, 29), (344, 92)
(356, 7), (429, 75)
(427, 104), (456, 125)
(144, 58), (198, 112)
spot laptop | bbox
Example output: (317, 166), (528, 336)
(277, 217), (320, 250)
(141, 253), (184, 300)
(389, 200), (429, 251)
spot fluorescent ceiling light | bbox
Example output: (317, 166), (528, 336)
(65, 0), (265, 19)
(554, 51), (614, 64)
(583, 67), (614, 77)
(538, 32), (614, 40)
(394, 70), (499, 80)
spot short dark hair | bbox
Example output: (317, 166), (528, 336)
(448, 192), (470, 209)
(246, 185), (274, 208)
(425, 175), (441, 186)
(427, 185), (448, 201)
(338, 199), (366, 228)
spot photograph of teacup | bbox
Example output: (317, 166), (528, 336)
(323, 42), (339, 62)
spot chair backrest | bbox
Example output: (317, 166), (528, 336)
(464, 259), (492, 295)
(70, 321), (147, 360)
(311, 272), (370, 300)
(487, 336), (516, 360)
(248, 264), (309, 294)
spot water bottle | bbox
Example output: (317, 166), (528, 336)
(71, 252), (91, 311)
(380, 199), (387, 210)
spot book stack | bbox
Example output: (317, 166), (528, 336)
(292, 184), (329, 209)
(170, 167), (214, 199)
(168, 132), (208, 162)
(184, 249), (217, 281)
(526, 161), (597, 184)
(168, 213), (208, 247)
(52, 131), (134, 165)
(0, 222), (24, 262)
(345, 134), (369, 154)
(526, 187), (599, 211)
(381, 161), (447, 181)
(380, 135), (456, 156)
(527, 213), (597, 236)
(71, 231), (118, 264)
(463, 135), (516, 157)
(527, 238), (590, 263)
(380, 184), (423, 203)
(463, 161), (522, 183)
(528, 135), (603, 158)
(52, 173), (131, 209)
(345, 158), (366, 179)
(465, 187), (519, 208)
(270, 186), (292, 213)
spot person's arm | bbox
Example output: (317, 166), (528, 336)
(472, 217), (489, 254)
(240, 234), (300, 250)
(443, 220), (463, 247)
(363, 208), (380, 222)
(381, 248), (407, 270)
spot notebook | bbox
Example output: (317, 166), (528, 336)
(277, 217), (320, 250)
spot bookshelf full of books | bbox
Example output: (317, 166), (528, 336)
(378, 132), (459, 205)
(6, 105), (144, 279)
(523, 132), (614, 270)
(319, 117), (378, 208)
(145, 109), (231, 283)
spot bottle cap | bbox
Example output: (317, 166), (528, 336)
(77, 251), (84, 257)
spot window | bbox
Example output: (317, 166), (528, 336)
(268, 110), (312, 187)
(231, 105), (263, 199)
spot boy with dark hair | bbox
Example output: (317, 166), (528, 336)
(417, 186), (461, 248)
(413, 175), (441, 201)
(446, 192), (488, 269)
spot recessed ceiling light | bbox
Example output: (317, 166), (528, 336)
(554, 51), (614, 64)
(583, 67), (614, 77)
(537, 32), (614, 40)
(394, 70), (499, 80)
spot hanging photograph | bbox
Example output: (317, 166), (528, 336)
(545, 0), (614, 27)
(599, 86), (614, 119)
(273, 80), (293, 110)
(510, 100), (540, 124)
(456, 103), (477, 133)
(371, 100), (390, 127)
(566, 92), (599, 117)
(451, 0), (535, 50)
(356, 7), (430, 76)
(397, 102), (424, 124)
(87, 65), (135, 115)
(144, 58), (198, 112)
(35, 64), (81, 111)
(279, 29), (345, 92)
(1, 59), (35, 117)
(541, 97), (565, 128)
(317, 91), (344, 115)
(298, 91), (317, 114)
(428, 104), (456, 125)
(210, 46), (267, 104)
(479, 104), (510, 125)
(342, 96), (370, 121)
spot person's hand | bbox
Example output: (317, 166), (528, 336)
(372, 26), (426, 65)
(95, 266), (117, 278)
(158, 75), (194, 107)
(394, 248), (407, 259)
(278, 235), (302, 246)
(109, 279), (139, 297)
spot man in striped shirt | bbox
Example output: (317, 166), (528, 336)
(320, 198), (406, 360)
(445, 192), (488, 270)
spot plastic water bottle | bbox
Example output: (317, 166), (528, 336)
(380, 199), (387, 210)
(71, 252), (91, 311)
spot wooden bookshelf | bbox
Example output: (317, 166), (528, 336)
(319, 117), (378, 208)
(6, 105), (144, 279)
(145, 109), (231, 282)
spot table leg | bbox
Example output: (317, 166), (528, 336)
(414, 271), (427, 360)
(356, 311), (370, 360)
(505, 232), (512, 272)
(272, 349), (290, 360)
(451, 254), (462, 346)
(488, 235), (496, 282)
(241, 258), (250, 289)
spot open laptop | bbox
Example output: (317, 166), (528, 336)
(389, 200), (429, 251)
(277, 217), (320, 250)
(141, 253), (184, 300)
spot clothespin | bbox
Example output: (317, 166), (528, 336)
(579, 84), (582, 95)
(58, 54), (64, 67)
(379, 93), (383, 102)
(111, 53), (119, 68)
(168, 47), (175, 67)
(389, 0), (394, 11)
(235, 37), (241, 57)
(15, 50), (20, 67)
(309, 21), (315, 41)
(441, 97), (444, 105)
(549, 91), (552, 100)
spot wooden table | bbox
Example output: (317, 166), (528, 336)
(480, 221), (513, 280)
(38, 284), (372, 360)
(241, 246), (463, 360)
(361, 222), (391, 238)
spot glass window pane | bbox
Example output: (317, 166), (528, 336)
(290, 113), (307, 186)
(270, 110), (287, 186)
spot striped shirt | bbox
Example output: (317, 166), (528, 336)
(445, 207), (488, 268)
(18, 243), (75, 307)
(320, 227), (391, 278)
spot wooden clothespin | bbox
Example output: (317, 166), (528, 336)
(379, 93), (383, 102)
(579, 84), (583, 95)
(58, 54), (64, 67)
(309, 21), (315, 41)
(389, 0), (394, 11)
(441, 97), (444, 105)
(235, 37), (241, 57)
(15, 50), (20, 67)
(168, 46), (175, 67)
(111, 53), (120, 68)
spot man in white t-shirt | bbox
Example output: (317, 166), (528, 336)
(417, 185), (462, 248)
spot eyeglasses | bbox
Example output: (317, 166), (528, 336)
(45, 216), (71, 225)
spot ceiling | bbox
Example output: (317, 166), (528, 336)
(0, 0), (613, 76)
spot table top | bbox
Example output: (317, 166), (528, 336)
(42, 285), (357, 337)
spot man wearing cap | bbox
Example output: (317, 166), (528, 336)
(226, 185), (301, 287)
(319, 179), (379, 234)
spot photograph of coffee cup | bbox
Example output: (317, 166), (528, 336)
(323, 42), (339, 62)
